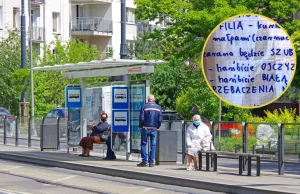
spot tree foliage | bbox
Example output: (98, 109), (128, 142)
(33, 37), (107, 116)
(291, 31), (300, 88)
(134, 0), (300, 120)
(0, 29), (24, 114)
(128, 37), (203, 110)
(135, 0), (300, 59)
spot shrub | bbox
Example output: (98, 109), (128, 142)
(215, 137), (256, 152)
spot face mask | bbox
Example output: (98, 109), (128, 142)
(101, 117), (107, 122)
(193, 121), (201, 126)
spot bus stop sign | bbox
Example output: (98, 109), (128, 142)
(65, 86), (82, 108)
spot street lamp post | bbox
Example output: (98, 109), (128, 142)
(21, 0), (27, 117)
(29, 0), (34, 117)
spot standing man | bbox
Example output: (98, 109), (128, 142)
(137, 95), (162, 167)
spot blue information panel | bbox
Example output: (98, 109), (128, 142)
(65, 87), (82, 108)
(130, 83), (146, 151)
(67, 108), (81, 146)
(112, 110), (129, 132)
(112, 87), (129, 109)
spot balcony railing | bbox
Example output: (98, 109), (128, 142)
(137, 22), (160, 36)
(31, 27), (45, 42)
(71, 0), (112, 3)
(72, 17), (113, 34)
(31, 0), (45, 5)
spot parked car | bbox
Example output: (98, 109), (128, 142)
(35, 108), (68, 138)
(0, 107), (15, 136)
(162, 110), (209, 122)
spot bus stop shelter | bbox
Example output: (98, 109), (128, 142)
(33, 59), (165, 158)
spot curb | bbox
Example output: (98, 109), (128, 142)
(0, 152), (292, 194)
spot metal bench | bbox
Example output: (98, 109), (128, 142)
(198, 151), (261, 176)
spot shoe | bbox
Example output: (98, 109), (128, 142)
(121, 139), (126, 144)
(186, 167), (195, 171)
(79, 154), (90, 157)
(149, 163), (155, 167)
(103, 156), (116, 160)
(137, 162), (148, 167)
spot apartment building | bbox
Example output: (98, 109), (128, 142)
(0, 0), (70, 56)
(70, 0), (137, 59)
(0, 0), (137, 59)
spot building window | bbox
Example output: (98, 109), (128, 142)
(52, 12), (60, 33)
(31, 9), (40, 27)
(76, 5), (84, 18)
(33, 43), (40, 55)
(13, 8), (20, 28)
(126, 8), (135, 24)
(0, 6), (2, 29)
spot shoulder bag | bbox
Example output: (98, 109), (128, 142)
(100, 130), (109, 141)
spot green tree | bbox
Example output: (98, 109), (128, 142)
(127, 36), (163, 60)
(0, 29), (29, 114)
(291, 30), (300, 88)
(147, 58), (195, 110)
(175, 61), (250, 121)
(33, 37), (107, 116)
(277, 30), (300, 102)
(134, 0), (300, 119)
(135, 0), (300, 59)
(128, 37), (205, 110)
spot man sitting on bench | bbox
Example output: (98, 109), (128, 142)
(79, 113), (109, 157)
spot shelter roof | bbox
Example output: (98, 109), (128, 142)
(32, 59), (165, 79)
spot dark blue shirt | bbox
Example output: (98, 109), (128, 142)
(139, 102), (162, 129)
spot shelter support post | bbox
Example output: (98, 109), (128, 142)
(81, 78), (87, 138)
(126, 74), (131, 160)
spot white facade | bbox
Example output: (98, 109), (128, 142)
(0, 0), (70, 56)
(0, 0), (22, 37)
(71, 0), (137, 59)
(0, 0), (137, 59)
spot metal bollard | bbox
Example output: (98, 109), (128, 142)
(182, 121), (186, 165)
(40, 116), (45, 151)
(15, 116), (19, 146)
(57, 117), (60, 150)
(28, 117), (32, 147)
(4, 116), (7, 144)
(278, 123), (284, 175)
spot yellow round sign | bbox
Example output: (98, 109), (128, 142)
(202, 14), (296, 108)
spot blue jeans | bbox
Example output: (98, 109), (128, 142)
(140, 129), (157, 164)
(106, 136), (115, 158)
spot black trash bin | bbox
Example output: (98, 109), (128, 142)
(155, 130), (178, 165)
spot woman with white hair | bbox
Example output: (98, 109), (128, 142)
(186, 114), (213, 171)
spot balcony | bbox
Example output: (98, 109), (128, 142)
(31, 0), (45, 5)
(72, 17), (113, 36)
(137, 22), (160, 36)
(31, 27), (45, 42)
(71, 0), (112, 4)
